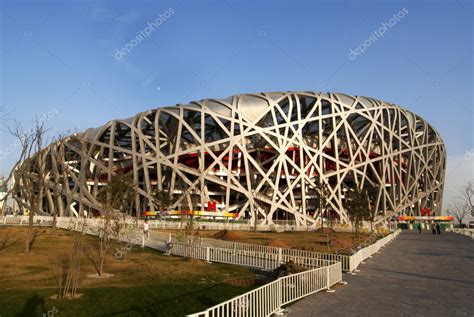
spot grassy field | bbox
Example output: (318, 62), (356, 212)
(0, 227), (261, 317)
(163, 228), (375, 254)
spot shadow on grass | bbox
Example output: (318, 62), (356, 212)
(15, 294), (46, 317)
(28, 229), (47, 253)
(100, 280), (256, 316)
(0, 230), (20, 251)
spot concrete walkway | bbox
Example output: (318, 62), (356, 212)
(289, 231), (474, 317)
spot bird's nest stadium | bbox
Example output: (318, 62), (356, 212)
(13, 92), (446, 227)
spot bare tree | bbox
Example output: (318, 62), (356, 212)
(4, 120), (49, 253)
(448, 181), (474, 226)
(52, 236), (83, 299)
(0, 121), (37, 217)
(90, 172), (136, 276)
(0, 230), (19, 251)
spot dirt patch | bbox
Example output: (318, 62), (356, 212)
(297, 245), (317, 251)
(315, 227), (336, 235)
(330, 237), (353, 251)
(160, 228), (372, 254)
(212, 230), (240, 241)
(266, 239), (289, 248)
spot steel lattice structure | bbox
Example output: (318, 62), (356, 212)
(13, 92), (445, 226)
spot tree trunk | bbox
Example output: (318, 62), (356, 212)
(25, 210), (35, 254)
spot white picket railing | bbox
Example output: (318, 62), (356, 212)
(162, 234), (352, 272)
(168, 242), (336, 271)
(188, 261), (342, 317)
(133, 219), (359, 233)
(348, 229), (400, 271)
(0, 215), (54, 227)
(3, 216), (400, 272)
(445, 228), (474, 239)
(164, 230), (401, 273)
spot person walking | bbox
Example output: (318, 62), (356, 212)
(142, 219), (150, 247)
(417, 223), (422, 234)
(436, 222), (441, 235)
(431, 223), (436, 235)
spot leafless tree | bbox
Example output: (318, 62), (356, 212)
(2, 120), (49, 253)
(0, 230), (19, 251)
(448, 181), (474, 226)
(0, 122), (34, 217)
(90, 172), (136, 276)
(52, 236), (83, 299)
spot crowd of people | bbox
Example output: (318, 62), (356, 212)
(417, 222), (441, 234)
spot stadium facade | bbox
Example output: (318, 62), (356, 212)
(13, 92), (446, 226)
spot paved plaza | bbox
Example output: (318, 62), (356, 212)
(289, 231), (474, 317)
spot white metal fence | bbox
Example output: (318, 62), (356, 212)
(137, 219), (355, 232)
(348, 229), (400, 271)
(445, 228), (474, 239)
(168, 242), (336, 271)
(165, 234), (352, 271)
(188, 262), (342, 317)
(164, 230), (401, 273)
(3, 216), (400, 272)
(0, 215), (54, 227)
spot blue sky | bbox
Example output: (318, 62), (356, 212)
(0, 0), (472, 210)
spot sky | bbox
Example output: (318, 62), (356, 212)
(0, 0), (472, 214)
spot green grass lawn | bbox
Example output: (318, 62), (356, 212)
(0, 227), (261, 316)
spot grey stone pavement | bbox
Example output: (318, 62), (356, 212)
(289, 231), (474, 317)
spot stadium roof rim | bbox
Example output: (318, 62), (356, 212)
(78, 91), (432, 141)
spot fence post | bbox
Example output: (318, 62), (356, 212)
(278, 248), (282, 264)
(277, 278), (282, 309)
(206, 247), (211, 263)
(326, 265), (330, 289)
(325, 265), (335, 292)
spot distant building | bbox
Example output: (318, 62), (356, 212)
(0, 176), (7, 212)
